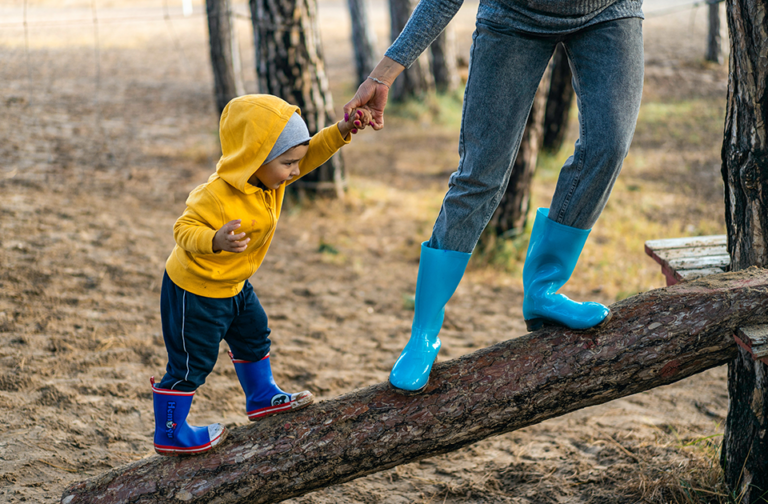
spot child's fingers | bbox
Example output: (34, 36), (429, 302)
(222, 219), (242, 233)
(227, 238), (249, 252)
(226, 232), (247, 242)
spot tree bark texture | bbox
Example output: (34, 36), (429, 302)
(720, 0), (768, 500)
(347, 0), (377, 85)
(389, 0), (434, 101)
(430, 24), (460, 93)
(249, 0), (344, 195)
(707, 1), (724, 64)
(207, 0), (246, 115)
(61, 268), (768, 504)
(542, 43), (574, 153)
(484, 64), (551, 240)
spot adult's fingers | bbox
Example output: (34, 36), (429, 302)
(343, 80), (376, 117)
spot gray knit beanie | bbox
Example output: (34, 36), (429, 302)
(264, 113), (311, 164)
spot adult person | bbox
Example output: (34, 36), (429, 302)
(344, 0), (644, 393)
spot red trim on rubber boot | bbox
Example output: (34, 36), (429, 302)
(228, 351), (269, 364)
(246, 391), (313, 420)
(150, 376), (195, 396)
(154, 429), (224, 456)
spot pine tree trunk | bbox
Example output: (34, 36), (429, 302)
(347, 0), (377, 85)
(249, 0), (344, 197)
(430, 25), (460, 93)
(707, 1), (723, 64)
(389, 0), (434, 101)
(484, 64), (552, 240)
(719, 0), (768, 500)
(60, 269), (768, 504)
(542, 43), (574, 153)
(207, 0), (245, 114)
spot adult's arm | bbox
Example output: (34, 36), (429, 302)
(386, 0), (464, 69)
(344, 0), (465, 129)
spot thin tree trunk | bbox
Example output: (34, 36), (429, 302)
(61, 269), (768, 504)
(430, 25), (460, 93)
(207, 0), (245, 114)
(707, 1), (723, 63)
(249, 0), (344, 197)
(347, 0), (377, 85)
(389, 0), (434, 101)
(720, 0), (768, 500)
(542, 43), (574, 153)
(484, 64), (552, 241)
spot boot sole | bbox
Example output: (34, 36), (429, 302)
(248, 391), (314, 421)
(154, 426), (228, 457)
(388, 356), (438, 396)
(389, 379), (429, 396)
(525, 310), (613, 332)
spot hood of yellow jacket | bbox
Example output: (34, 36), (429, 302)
(215, 94), (300, 195)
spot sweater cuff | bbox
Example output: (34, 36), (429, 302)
(327, 123), (352, 148)
(197, 228), (217, 255)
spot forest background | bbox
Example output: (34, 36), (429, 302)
(0, 0), (734, 502)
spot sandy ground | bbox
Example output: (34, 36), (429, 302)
(0, 1), (733, 502)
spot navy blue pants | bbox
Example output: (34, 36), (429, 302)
(158, 271), (272, 392)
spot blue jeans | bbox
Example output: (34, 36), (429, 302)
(158, 272), (272, 392)
(428, 17), (644, 253)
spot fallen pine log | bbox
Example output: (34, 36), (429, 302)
(61, 267), (768, 504)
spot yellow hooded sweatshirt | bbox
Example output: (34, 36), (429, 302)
(165, 94), (350, 298)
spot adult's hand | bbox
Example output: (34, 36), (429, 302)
(343, 56), (405, 131)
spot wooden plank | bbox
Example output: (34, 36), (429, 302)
(653, 245), (729, 262)
(736, 324), (768, 359)
(644, 235), (729, 287)
(644, 235), (727, 251)
(668, 254), (731, 271)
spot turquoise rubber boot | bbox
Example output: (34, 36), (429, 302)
(389, 242), (471, 393)
(522, 208), (610, 331)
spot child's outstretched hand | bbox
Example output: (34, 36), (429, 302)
(338, 108), (373, 138)
(213, 220), (250, 253)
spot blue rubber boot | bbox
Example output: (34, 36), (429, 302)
(151, 377), (226, 456)
(389, 242), (471, 394)
(229, 352), (313, 420)
(522, 208), (610, 331)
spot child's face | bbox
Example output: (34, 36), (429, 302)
(251, 144), (309, 190)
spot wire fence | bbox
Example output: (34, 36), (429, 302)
(0, 0), (727, 186)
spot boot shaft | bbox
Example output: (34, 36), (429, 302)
(412, 242), (471, 334)
(523, 208), (590, 290)
(151, 376), (195, 441)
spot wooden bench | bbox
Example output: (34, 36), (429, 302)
(644, 234), (767, 365)
(644, 234), (730, 286)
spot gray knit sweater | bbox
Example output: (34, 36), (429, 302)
(386, 0), (643, 68)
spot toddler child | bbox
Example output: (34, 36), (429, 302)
(152, 94), (371, 456)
